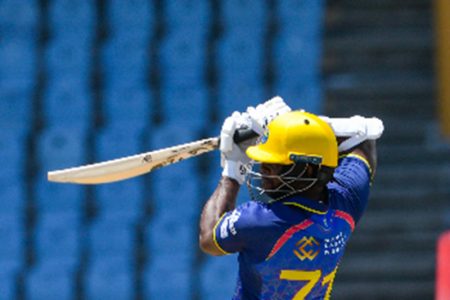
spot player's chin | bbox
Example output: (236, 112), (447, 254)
(261, 179), (272, 190)
(261, 178), (279, 190)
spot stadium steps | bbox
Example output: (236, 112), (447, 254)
(332, 280), (434, 300)
(377, 145), (450, 165)
(323, 0), (448, 299)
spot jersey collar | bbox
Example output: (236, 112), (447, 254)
(281, 195), (329, 215)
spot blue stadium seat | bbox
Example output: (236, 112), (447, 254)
(143, 260), (192, 300)
(0, 0), (38, 40)
(277, 0), (325, 37)
(37, 127), (87, 171)
(149, 125), (201, 217)
(217, 32), (265, 85)
(221, 0), (267, 32)
(150, 123), (199, 151)
(145, 214), (196, 266)
(43, 79), (93, 129)
(0, 40), (36, 85)
(0, 88), (33, 133)
(94, 179), (144, 221)
(102, 37), (150, 87)
(273, 33), (321, 81)
(102, 86), (152, 129)
(85, 256), (135, 300)
(274, 81), (323, 114)
(0, 130), (27, 179)
(152, 170), (199, 219)
(48, 0), (95, 41)
(217, 82), (266, 120)
(0, 180), (25, 218)
(159, 32), (206, 87)
(200, 255), (239, 300)
(0, 270), (17, 300)
(164, 0), (210, 37)
(107, 0), (154, 39)
(160, 85), (208, 129)
(25, 262), (75, 300)
(95, 125), (144, 161)
(35, 177), (85, 215)
(45, 37), (92, 81)
(34, 213), (81, 270)
(88, 216), (136, 261)
(0, 215), (24, 273)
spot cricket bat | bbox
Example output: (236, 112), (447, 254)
(47, 129), (257, 184)
(47, 117), (383, 185)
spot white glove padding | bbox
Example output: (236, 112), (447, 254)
(220, 111), (251, 184)
(247, 96), (292, 135)
(320, 115), (384, 152)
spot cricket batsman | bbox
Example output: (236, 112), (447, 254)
(199, 97), (382, 299)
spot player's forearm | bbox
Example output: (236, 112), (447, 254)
(199, 177), (240, 255)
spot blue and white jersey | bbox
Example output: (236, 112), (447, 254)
(213, 155), (372, 300)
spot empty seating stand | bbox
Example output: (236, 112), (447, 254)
(106, 0), (154, 39)
(221, 0), (268, 34)
(43, 78), (93, 129)
(164, 0), (211, 38)
(145, 213), (196, 267)
(88, 216), (137, 262)
(94, 179), (144, 221)
(37, 127), (87, 171)
(33, 212), (81, 271)
(45, 37), (93, 82)
(159, 30), (207, 88)
(0, 0), (38, 41)
(84, 256), (135, 300)
(101, 37), (151, 89)
(143, 260), (193, 300)
(217, 31), (265, 86)
(200, 255), (239, 300)
(102, 86), (153, 129)
(26, 262), (75, 300)
(48, 0), (96, 41)
(0, 270), (17, 300)
(160, 85), (209, 129)
(0, 215), (24, 275)
(4, 0), (330, 298)
(0, 39), (37, 83)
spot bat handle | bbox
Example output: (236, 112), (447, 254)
(233, 129), (259, 144)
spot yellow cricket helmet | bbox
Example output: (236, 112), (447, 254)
(246, 110), (338, 168)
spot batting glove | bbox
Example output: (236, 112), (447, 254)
(247, 96), (292, 135)
(220, 111), (252, 185)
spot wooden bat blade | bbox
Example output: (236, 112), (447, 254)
(48, 137), (219, 184)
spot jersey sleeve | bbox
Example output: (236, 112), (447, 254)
(330, 154), (372, 223)
(213, 201), (265, 254)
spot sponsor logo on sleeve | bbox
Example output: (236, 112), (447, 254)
(220, 210), (241, 239)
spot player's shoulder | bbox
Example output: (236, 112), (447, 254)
(234, 201), (276, 227)
(337, 154), (373, 179)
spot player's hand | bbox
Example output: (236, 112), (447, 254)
(220, 111), (251, 185)
(247, 96), (292, 135)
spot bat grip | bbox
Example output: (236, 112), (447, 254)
(233, 129), (259, 144)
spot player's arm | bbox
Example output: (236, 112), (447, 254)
(333, 135), (380, 223)
(338, 138), (377, 177)
(199, 112), (249, 256)
(199, 98), (291, 255)
(199, 177), (240, 256)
